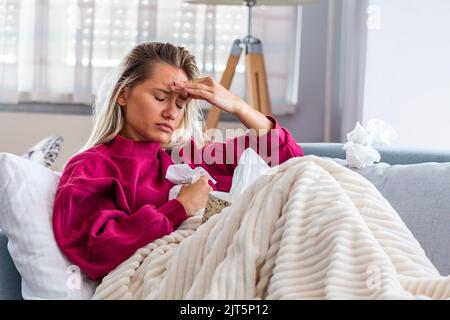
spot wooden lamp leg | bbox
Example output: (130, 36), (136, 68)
(245, 41), (272, 115)
(205, 40), (242, 131)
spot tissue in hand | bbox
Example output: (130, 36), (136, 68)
(165, 164), (217, 201)
(343, 119), (397, 169)
(165, 148), (271, 223)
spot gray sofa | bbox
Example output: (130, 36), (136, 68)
(1, 143), (450, 299)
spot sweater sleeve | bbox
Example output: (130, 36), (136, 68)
(52, 158), (187, 281)
(178, 115), (304, 191)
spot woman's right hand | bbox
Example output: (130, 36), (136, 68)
(176, 175), (213, 217)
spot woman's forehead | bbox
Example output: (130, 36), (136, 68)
(152, 63), (188, 83)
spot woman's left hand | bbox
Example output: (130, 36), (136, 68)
(171, 76), (242, 114)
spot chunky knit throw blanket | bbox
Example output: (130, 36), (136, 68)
(92, 156), (450, 300)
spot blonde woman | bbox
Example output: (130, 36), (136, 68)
(52, 42), (303, 281)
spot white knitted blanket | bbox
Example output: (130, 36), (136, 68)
(92, 156), (450, 300)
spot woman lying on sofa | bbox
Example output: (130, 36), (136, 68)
(52, 42), (304, 281)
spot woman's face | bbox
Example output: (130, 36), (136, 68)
(118, 63), (189, 144)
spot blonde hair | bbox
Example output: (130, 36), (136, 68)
(80, 42), (207, 153)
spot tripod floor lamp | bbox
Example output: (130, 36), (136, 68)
(184, 0), (315, 131)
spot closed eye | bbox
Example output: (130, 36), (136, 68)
(154, 96), (166, 102)
(176, 101), (187, 109)
(154, 95), (186, 109)
(176, 96), (188, 109)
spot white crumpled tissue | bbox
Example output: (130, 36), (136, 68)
(208, 148), (271, 204)
(343, 119), (398, 169)
(165, 164), (217, 201)
(165, 148), (270, 204)
(228, 148), (270, 201)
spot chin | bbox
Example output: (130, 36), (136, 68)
(152, 131), (172, 144)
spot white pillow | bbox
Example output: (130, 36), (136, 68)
(0, 152), (97, 299)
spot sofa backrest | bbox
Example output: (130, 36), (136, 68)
(300, 143), (450, 165)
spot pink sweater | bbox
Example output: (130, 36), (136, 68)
(53, 116), (304, 280)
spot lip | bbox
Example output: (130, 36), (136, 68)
(156, 123), (173, 133)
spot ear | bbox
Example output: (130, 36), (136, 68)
(117, 87), (129, 107)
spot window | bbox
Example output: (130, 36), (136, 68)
(0, 0), (302, 115)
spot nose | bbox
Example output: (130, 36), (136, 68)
(162, 101), (178, 120)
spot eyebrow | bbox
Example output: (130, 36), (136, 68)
(154, 88), (188, 100)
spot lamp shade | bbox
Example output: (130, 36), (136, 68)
(184, 0), (316, 5)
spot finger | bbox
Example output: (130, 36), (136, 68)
(201, 177), (211, 186)
(183, 88), (213, 100)
(174, 76), (214, 89)
(186, 93), (203, 100)
(193, 176), (207, 184)
(170, 85), (199, 100)
(172, 89), (192, 101)
(170, 85), (185, 94)
(170, 84), (202, 99)
(185, 82), (212, 92)
(175, 81), (212, 92)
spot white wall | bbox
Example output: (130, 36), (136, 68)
(0, 112), (93, 171)
(363, 0), (450, 150)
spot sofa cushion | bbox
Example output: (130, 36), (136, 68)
(0, 231), (22, 299)
(352, 162), (450, 276)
